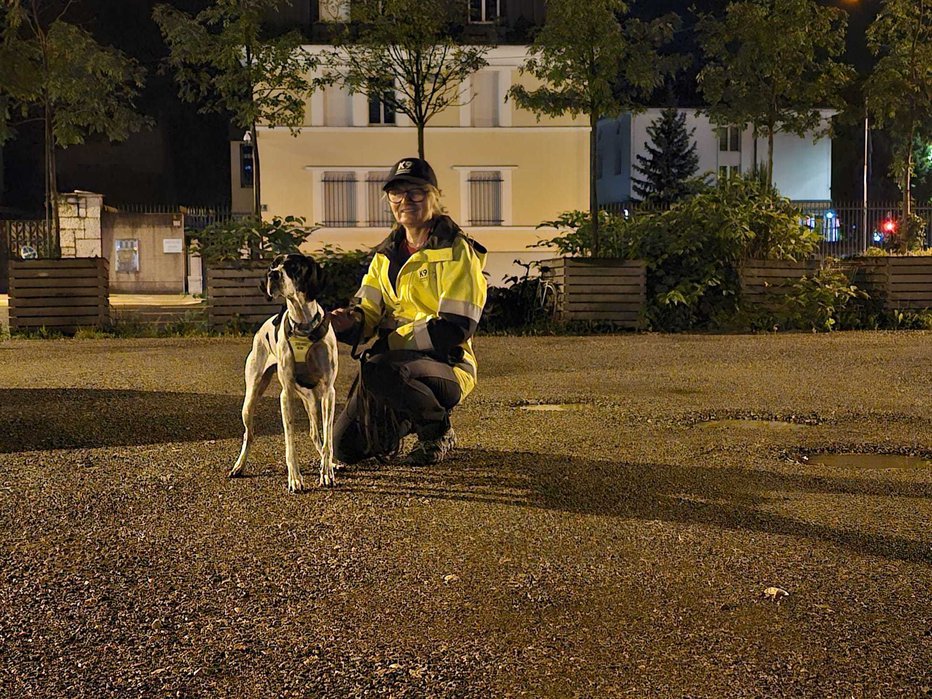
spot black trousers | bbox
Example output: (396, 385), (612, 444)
(334, 350), (462, 464)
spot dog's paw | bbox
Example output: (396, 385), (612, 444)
(228, 463), (244, 478)
(287, 475), (306, 493)
(318, 468), (336, 487)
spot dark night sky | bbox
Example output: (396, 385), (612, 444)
(0, 0), (897, 213)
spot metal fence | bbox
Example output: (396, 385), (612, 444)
(600, 199), (932, 258)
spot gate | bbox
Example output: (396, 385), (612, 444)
(1, 220), (57, 293)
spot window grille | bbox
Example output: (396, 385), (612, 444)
(468, 0), (499, 23)
(468, 171), (503, 226)
(322, 172), (357, 227)
(366, 171), (393, 226)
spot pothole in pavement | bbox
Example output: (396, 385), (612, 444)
(698, 419), (814, 430)
(804, 453), (932, 470)
(515, 402), (587, 412)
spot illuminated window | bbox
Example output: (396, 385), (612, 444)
(469, 0), (499, 23)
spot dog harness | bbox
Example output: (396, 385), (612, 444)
(276, 309), (331, 389)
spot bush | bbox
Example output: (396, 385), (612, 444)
(780, 259), (870, 332)
(536, 176), (820, 331)
(314, 244), (373, 310)
(188, 215), (314, 264)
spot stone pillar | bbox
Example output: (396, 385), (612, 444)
(58, 191), (104, 258)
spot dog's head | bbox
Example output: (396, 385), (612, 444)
(263, 254), (328, 302)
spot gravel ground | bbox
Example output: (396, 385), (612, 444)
(0, 331), (930, 698)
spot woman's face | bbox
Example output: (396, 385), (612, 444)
(387, 184), (431, 230)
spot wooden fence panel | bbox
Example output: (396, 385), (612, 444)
(9, 258), (109, 333)
(847, 257), (932, 310)
(739, 260), (821, 308)
(206, 264), (280, 330)
(544, 258), (646, 327)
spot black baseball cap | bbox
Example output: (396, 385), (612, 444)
(383, 157), (438, 191)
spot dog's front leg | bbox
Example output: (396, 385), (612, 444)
(280, 386), (305, 493)
(309, 388), (336, 487)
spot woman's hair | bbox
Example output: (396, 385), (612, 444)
(423, 184), (447, 219)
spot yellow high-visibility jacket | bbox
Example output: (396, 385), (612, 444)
(353, 216), (487, 397)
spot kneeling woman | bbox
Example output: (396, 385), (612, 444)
(329, 157), (487, 465)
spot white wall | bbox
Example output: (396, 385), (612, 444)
(597, 108), (834, 203)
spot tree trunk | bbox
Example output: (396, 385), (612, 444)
(901, 126), (915, 254)
(44, 100), (61, 258)
(767, 128), (775, 191)
(417, 122), (425, 160)
(589, 110), (599, 257)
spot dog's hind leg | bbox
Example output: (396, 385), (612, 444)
(229, 355), (275, 479)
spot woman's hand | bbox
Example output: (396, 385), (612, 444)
(329, 307), (359, 334)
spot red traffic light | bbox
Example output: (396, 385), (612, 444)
(882, 218), (897, 234)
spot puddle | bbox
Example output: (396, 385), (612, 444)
(700, 419), (810, 430)
(518, 403), (584, 412)
(807, 453), (931, 470)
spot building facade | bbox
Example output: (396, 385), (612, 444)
(596, 109), (835, 205)
(235, 44), (589, 284)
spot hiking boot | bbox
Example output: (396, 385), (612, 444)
(404, 427), (457, 466)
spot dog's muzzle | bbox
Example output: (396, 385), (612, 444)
(265, 269), (283, 299)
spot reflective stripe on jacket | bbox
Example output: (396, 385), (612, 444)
(354, 215), (487, 397)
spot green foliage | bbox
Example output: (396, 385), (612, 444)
(534, 210), (637, 259)
(535, 176), (820, 331)
(188, 216), (314, 265)
(632, 108), (700, 205)
(884, 309), (932, 330)
(314, 244), (373, 310)
(865, 0), (932, 220)
(697, 0), (853, 186)
(781, 259), (869, 332)
(153, 0), (314, 132)
(0, 2), (150, 243)
(154, 0), (317, 216)
(508, 0), (680, 254)
(321, 0), (488, 159)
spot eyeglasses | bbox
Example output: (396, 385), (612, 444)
(387, 188), (427, 204)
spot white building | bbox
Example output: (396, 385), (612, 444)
(596, 108), (834, 204)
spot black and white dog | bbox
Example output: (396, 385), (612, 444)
(229, 254), (339, 490)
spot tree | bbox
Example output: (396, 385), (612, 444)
(632, 107), (699, 205)
(508, 0), (679, 255)
(697, 0), (854, 190)
(865, 0), (932, 241)
(154, 0), (317, 218)
(0, 0), (148, 252)
(321, 0), (488, 160)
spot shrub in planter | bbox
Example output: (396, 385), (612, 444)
(537, 176), (820, 331)
(314, 244), (373, 309)
(187, 215), (314, 265)
(780, 259), (870, 332)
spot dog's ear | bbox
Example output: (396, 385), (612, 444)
(259, 272), (272, 301)
(298, 256), (327, 299)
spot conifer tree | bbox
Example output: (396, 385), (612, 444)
(632, 107), (699, 205)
